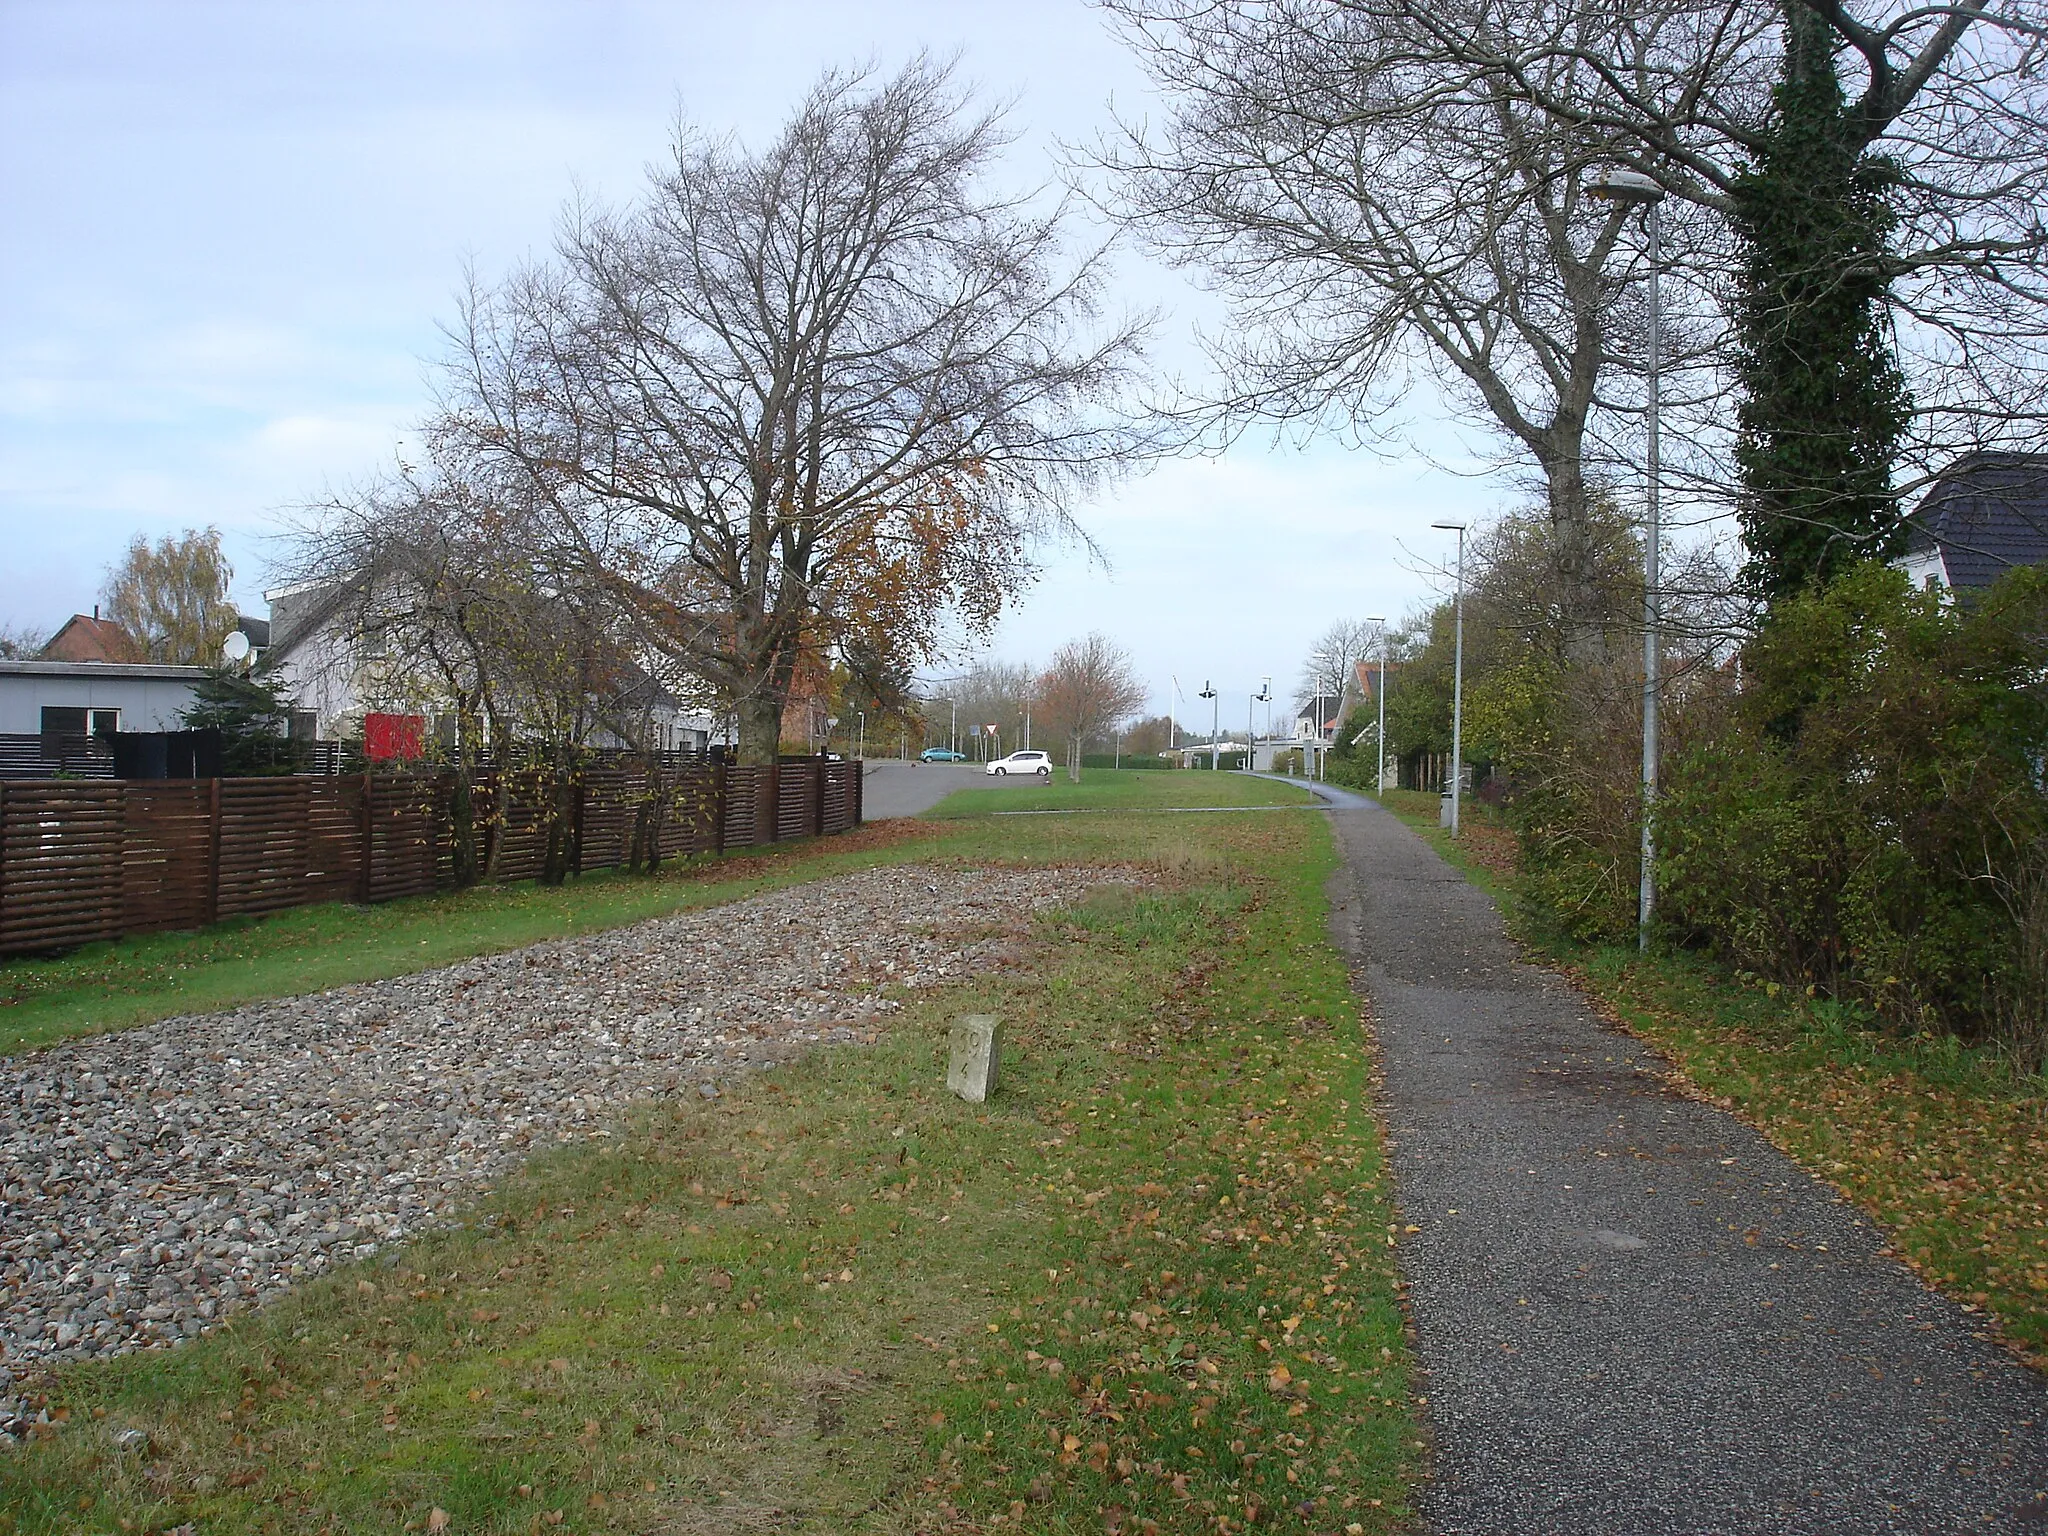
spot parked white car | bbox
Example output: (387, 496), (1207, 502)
(985, 750), (1052, 777)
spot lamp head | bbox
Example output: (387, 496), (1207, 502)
(1588, 168), (1665, 206)
(1430, 521), (1466, 532)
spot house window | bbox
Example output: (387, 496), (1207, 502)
(41, 706), (119, 736)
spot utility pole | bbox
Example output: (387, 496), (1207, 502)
(1430, 524), (1468, 833)
(1591, 168), (1667, 950)
(1365, 616), (1387, 796)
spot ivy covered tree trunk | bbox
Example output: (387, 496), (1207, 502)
(1729, 2), (1911, 605)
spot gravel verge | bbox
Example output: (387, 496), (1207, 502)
(0, 862), (1112, 1401)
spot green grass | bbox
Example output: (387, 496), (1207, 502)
(0, 781), (1421, 1534)
(927, 768), (1315, 819)
(1376, 784), (2048, 1370)
(0, 828), (929, 1058)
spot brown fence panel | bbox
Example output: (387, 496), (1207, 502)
(775, 763), (816, 841)
(217, 778), (313, 918)
(491, 772), (549, 883)
(0, 782), (125, 955)
(366, 775), (438, 901)
(305, 776), (366, 905)
(0, 757), (864, 957)
(121, 782), (213, 935)
(668, 762), (723, 856)
(576, 767), (637, 873)
(822, 763), (855, 835)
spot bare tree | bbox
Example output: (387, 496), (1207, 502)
(1256, 0), (2048, 513)
(0, 623), (48, 660)
(1296, 617), (1381, 716)
(1104, 0), (2048, 621)
(1101, 1), (1707, 647)
(289, 458), (693, 885)
(101, 527), (240, 665)
(942, 658), (1038, 759)
(1035, 633), (1147, 781)
(443, 58), (1152, 764)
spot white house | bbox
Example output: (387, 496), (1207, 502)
(1895, 451), (2048, 595)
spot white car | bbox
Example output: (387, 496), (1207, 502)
(985, 750), (1053, 777)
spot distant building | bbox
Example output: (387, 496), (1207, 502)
(1897, 451), (2048, 594)
(38, 612), (145, 664)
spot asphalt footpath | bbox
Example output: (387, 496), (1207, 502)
(1294, 778), (2048, 1534)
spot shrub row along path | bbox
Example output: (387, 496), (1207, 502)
(0, 864), (1089, 1375)
(1306, 780), (2048, 1534)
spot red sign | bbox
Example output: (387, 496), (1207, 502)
(363, 712), (427, 762)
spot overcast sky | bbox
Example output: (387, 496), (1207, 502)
(0, 0), (1500, 715)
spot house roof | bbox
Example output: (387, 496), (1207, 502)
(39, 614), (145, 663)
(0, 660), (210, 681)
(236, 614), (271, 647)
(1903, 451), (2048, 589)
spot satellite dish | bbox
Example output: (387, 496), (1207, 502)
(222, 631), (251, 663)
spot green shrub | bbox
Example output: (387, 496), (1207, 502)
(1659, 562), (2048, 1055)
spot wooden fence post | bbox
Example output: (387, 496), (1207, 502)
(713, 762), (729, 853)
(813, 762), (826, 837)
(358, 773), (375, 904)
(204, 777), (222, 927)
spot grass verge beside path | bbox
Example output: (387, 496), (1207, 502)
(928, 768), (1314, 819)
(0, 824), (931, 1058)
(1374, 786), (2048, 1370)
(0, 778), (1421, 1534)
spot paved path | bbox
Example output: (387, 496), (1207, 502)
(1304, 781), (2048, 1533)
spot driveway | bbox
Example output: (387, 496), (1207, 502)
(859, 760), (986, 819)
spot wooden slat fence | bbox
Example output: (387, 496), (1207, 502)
(0, 760), (862, 957)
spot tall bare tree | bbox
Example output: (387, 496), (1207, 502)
(941, 658), (1038, 759)
(443, 58), (1152, 764)
(1101, 1), (1704, 647)
(100, 527), (240, 665)
(1296, 618), (1381, 716)
(1035, 633), (1147, 781)
(290, 457), (693, 885)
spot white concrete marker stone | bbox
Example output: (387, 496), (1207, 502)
(947, 1015), (1002, 1103)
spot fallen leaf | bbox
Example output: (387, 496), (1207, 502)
(427, 1510), (450, 1533)
(708, 1270), (734, 1292)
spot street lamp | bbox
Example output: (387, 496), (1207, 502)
(1365, 616), (1387, 797)
(1591, 167), (1667, 951)
(1198, 681), (1219, 770)
(1430, 523), (1467, 834)
(1309, 650), (1338, 781)
(1251, 681), (1271, 772)
(856, 710), (865, 762)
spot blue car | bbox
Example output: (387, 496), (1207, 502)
(919, 747), (967, 762)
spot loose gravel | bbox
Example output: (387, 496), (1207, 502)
(0, 862), (1107, 1400)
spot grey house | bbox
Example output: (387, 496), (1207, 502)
(0, 659), (209, 736)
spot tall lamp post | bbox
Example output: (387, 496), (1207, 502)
(1592, 167), (1667, 951)
(1430, 523), (1468, 834)
(1251, 682), (1271, 771)
(856, 710), (866, 762)
(1309, 650), (1338, 781)
(1198, 681), (1219, 770)
(1365, 615), (1388, 797)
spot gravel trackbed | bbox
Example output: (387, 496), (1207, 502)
(0, 863), (1095, 1376)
